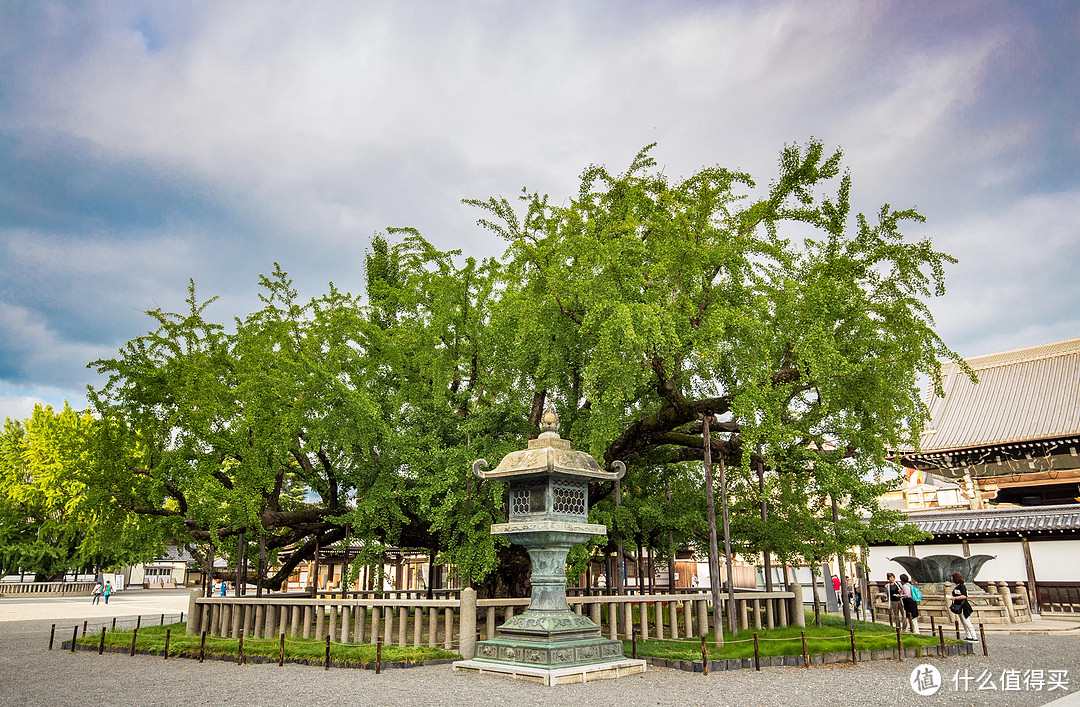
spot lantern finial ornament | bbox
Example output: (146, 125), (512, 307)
(539, 403), (559, 434)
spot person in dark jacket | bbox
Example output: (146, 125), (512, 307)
(950, 572), (977, 640)
(886, 572), (904, 627)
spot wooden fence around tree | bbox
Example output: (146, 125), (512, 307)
(188, 587), (803, 657)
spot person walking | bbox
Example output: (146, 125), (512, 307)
(900, 574), (920, 633)
(91, 582), (102, 605)
(103, 582), (112, 605)
(949, 572), (978, 641)
(886, 572), (904, 627)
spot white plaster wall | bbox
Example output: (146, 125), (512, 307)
(1028, 540), (1080, 582)
(963, 541), (1027, 581)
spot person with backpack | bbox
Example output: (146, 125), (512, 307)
(91, 582), (102, 605)
(103, 582), (112, 605)
(886, 572), (904, 627)
(900, 574), (920, 633)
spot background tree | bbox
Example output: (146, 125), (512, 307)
(0, 404), (155, 579)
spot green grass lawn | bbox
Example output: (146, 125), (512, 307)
(73, 623), (460, 666)
(622, 612), (957, 661)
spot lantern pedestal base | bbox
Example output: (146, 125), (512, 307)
(453, 657), (646, 685)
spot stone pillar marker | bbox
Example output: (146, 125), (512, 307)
(186, 590), (201, 634)
(453, 406), (646, 684)
(460, 587), (477, 659)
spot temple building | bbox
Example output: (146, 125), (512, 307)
(870, 337), (1080, 614)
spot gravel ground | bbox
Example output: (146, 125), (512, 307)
(0, 601), (1077, 706)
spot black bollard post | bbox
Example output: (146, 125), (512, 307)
(632, 628), (637, 659)
(49, 624), (55, 651)
(130, 627), (138, 656)
(164, 628), (170, 660)
(199, 631), (206, 663)
(801, 630), (809, 669)
(160, 613), (164, 626)
(99, 627), (106, 655)
(376, 640), (382, 674)
(895, 626), (903, 662)
(82, 620), (87, 637)
(753, 632), (760, 671)
(70, 625), (78, 653)
(938, 625), (945, 657)
(324, 634), (331, 671)
(980, 623), (987, 656)
(279, 633), (285, 667)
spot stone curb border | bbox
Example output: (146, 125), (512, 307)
(60, 641), (457, 670)
(644, 642), (975, 672)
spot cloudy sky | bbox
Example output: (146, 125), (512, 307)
(1, 0), (1078, 421)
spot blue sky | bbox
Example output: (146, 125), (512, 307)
(2, 0), (1078, 420)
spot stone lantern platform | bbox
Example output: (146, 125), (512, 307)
(453, 407), (646, 685)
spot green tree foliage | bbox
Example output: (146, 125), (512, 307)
(472, 139), (956, 571)
(63, 139), (955, 592)
(0, 403), (153, 578)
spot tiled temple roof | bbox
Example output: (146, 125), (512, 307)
(914, 337), (1080, 455)
(901, 504), (1080, 536)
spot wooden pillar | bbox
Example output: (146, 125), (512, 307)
(254, 604), (266, 639)
(231, 602), (242, 639)
(370, 606), (381, 643)
(961, 538), (971, 557)
(340, 605), (351, 642)
(302, 605), (313, 639)
(355, 605), (366, 644)
(315, 603), (326, 640)
(442, 607), (453, 650)
(1021, 536), (1040, 612)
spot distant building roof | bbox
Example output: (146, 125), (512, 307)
(901, 504), (1080, 537)
(918, 337), (1080, 454)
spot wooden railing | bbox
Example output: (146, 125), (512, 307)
(1037, 582), (1080, 614)
(0, 581), (97, 596)
(188, 586), (802, 659)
